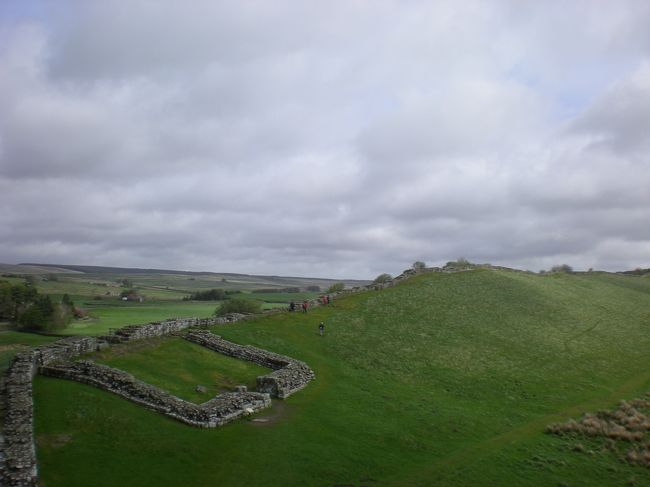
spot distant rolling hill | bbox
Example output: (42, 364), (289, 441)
(11, 262), (370, 289)
(0, 263), (82, 275)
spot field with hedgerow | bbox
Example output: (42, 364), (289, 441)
(31, 269), (650, 485)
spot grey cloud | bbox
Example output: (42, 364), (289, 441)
(2, 1), (650, 278)
(570, 63), (650, 154)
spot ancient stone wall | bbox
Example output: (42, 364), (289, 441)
(40, 361), (271, 428)
(0, 314), (315, 485)
(1, 334), (106, 487)
(35, 336), (100, 366)
(1, 351), (38, 487)
(184, 331), (315, 399)
(98, 315), (242, 343)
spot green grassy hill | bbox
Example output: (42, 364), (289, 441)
(32, 269), (650, 486)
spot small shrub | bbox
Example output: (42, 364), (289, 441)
(326, 282), (345, 293)
(551, 264), (573, 273)
(185, 288), (229, 301)
(214, 298), (262, 316)
(373, 273), (393, 284)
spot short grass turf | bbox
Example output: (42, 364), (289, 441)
(34, 269), (650, 486)
(59, 302), (220, 336)
(90, 337), (270, 402)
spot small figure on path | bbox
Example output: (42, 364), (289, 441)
(302, 301), (308, 313)
(318, 321), (325, 336)
(289, 301), (296, 312)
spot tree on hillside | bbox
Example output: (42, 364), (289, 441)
(551, 264), (573, 273)
(214, 298), (262, 316)
(0, 282), (16, 320)
(184, 288), (229, 301)
(373, 273), (392, 284)
(4, 282), (38, 322)
(326, 282), (345, 293)
(120, 278), (134, 288)
(0, 281), (74, 331)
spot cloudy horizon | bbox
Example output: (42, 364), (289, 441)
(1, 1), (649, 279)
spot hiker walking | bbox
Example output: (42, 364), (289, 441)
(289, 301), (296, 312)
(318, 321), (325, 336)
(302, 300), (308, 313)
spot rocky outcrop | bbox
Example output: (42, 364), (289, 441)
(185, 331), (315, 399)
(40, 361), (271, 428)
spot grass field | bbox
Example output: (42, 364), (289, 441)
(29, 269), (650, 485)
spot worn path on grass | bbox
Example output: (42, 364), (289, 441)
(402, 367), (650, 485)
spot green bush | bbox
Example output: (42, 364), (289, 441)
(214, 298), (263, 316)
(326, 282), (345, 293)
(373, 273), (392, 284)
(550, 264), (573, 273)
(184, 288), (229, 301)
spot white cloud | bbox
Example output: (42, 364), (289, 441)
(1, 1), (650, 277)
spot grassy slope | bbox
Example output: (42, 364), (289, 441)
(33, 270), (650, 486)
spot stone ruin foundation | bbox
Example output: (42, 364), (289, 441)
(0, 263), (448, 486)
(0, 315), (314, 487)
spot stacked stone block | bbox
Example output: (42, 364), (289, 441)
(98, 315), (248, 344)
(185, 331), (315, 399)
(1, 351), (38, 487)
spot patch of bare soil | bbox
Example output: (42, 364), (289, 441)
(90, 336), (167, 359)
(37, 434), (73, 450)
(547, 392), (650, 468)
(248, 400), (291, 427)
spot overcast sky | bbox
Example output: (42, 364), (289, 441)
(1, 1), (649, 279)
